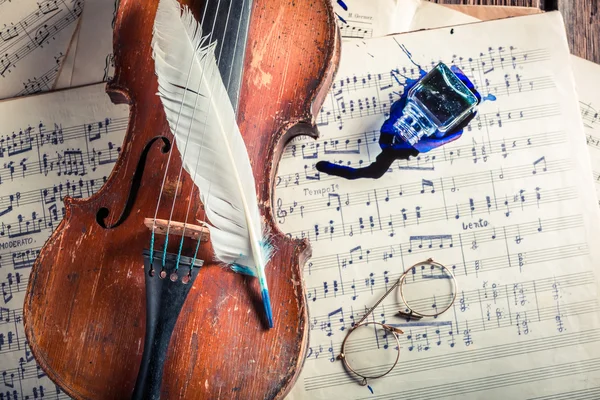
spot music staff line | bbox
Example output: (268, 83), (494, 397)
(328, 66), (553, 101)
(318, 47), (551, 121)
(580, 101), (600, 126)
(317, 90), (559, 128)
(308, 257), (592, 320)
(0, 0), (81, 77)
(277, 130), (565, 188)
(0, 176), (107, 216)
(361, 356), (600, 400)
(304, 214), (582, 274)
(16, 52), (63, 97)
(352, 46), (551, 95)
(306, 294), (597, 366)
(0, 272), (26, 306)
(0, 352), (69, 398)
(287, 110), (560, 161)
(307, 293), (596, 366)
(321, 298), (597, 365)
(277, 158), (571, 221)
(286, 185), (575, 242)
(0, 116), (127, 153)
(586, 133), (600, 150)
(304, 329), (600, 391)
(0, 131), (123, 185)
(338, 21), (373, 40)
(0, 247), (40, 271)
(307, 284), (595, 362)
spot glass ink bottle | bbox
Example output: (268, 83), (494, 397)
(393, 62), (479, 146)
(315, 62), (482, 180)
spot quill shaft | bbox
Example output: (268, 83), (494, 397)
(216, 97), (273, 327)
(152, 0), (274, 328)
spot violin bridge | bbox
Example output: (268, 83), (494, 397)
(144, 218), (209, 241)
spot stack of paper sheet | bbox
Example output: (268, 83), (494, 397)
(1, 1), (600, 399)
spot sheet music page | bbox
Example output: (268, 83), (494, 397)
(283, 12), (600, 399)
(0, 83), (129, 398)
(408, 0), (478, 30)
(53, 20), (80, 90)
(407, 2), (600, 208)
(0, 0), (82, 99)
(68, 0), (118, 87)
(333, 0), (419, 39)
(572, 56), (600, 206)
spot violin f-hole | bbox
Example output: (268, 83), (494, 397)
(96, 136), (171, 229)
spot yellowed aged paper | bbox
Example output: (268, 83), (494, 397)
(0, 83), (129, 397)
(284, 12), (600, 399)
(0, 0), (81, 98)
(572, 56), (600, 205)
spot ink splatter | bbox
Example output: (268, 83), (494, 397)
(335, 12), (347, 24)
(394, 38), (427, 76)
(483, 93), (497, 102)
(337, 0), (348, 11)
(450, 28), (455, 34)
(316, 45), (483, 180)
(367, 385), (374, 394)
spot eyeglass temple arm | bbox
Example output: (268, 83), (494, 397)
(355, 277), (403, 326)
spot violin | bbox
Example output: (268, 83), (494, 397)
(23, 0), (339, 398)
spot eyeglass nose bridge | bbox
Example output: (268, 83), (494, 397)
(382, 324), (404, 334)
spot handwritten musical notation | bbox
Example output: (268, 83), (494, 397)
(284, 13), (600, 399)
(332, 0), (418, 40)
(0, 4), (598, 400)
(67, 0), (119, 87)
(573, 57), (600, 208)
(0, 0), (81, 99)
(0, 84), (129, 399)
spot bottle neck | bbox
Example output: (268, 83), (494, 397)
(392, 101), (436, 146)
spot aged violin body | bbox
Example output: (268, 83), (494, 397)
(23, 0), (339, 398)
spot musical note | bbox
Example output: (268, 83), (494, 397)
(0, 0), (80, 98)
(273, 14), (600, 398)
(532, 156), (547, 174)
(0, 83), (128, 397)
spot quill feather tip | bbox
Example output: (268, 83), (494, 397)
(262, 288), (274, 328)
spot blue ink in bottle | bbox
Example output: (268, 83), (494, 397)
(317, 61), (481, 180)
(391, 62), (479, 146)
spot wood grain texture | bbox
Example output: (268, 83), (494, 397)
(432, 0), (600, 63)
(23, 0), (340, 399)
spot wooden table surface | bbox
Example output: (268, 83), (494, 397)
(433, 0), (600, 63)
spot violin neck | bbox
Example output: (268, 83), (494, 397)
(201, 0), (253, 111)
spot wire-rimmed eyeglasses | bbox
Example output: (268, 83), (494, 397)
(337, 258), (457, 387)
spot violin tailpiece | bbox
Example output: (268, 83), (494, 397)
(132, 250), (203, 399)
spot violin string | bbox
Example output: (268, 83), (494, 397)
(182, 0), (247, 271)
(187, 0), (250, 267)
(160, 0), (226, 271)
(149, 0), (211, 272)
(167, 0), (236, 270)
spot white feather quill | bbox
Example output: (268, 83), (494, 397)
(152, 0), (274, 327)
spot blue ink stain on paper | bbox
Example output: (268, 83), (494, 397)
(368, 385), (374, 394)
(335, 12), (347, 24)
(337, 0), (348, 11)
(482, 93), (497, 102)
(394, 38), (427, 76)
(316, 44), (482, 180)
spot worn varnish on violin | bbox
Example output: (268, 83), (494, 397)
(23, 0), (339, 398)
